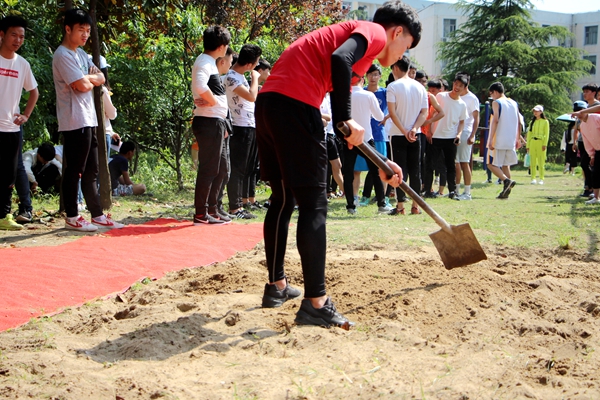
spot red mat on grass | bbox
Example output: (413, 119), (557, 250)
(0, 218), (263, 332)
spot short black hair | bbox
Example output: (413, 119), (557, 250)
(489, 81), (505, 94)
(440, 79), (450, 91)
(216, 46), (234, 64)
(63, 9), (93, 32)
(455, 71), (471, 85)
(37, 143), (56, 163)
(254, 58), (271, 71)
(367, 64), (382, 75)
(427, 79), (442, 89)
(582, 83), (599, 94)
(119, 141), (136, 155)
(393, 55), (410, 73)
(373, 0), (422, 49)
(203, 25), (231, 52)
(0, 15), (28, 33)
(409, 63), (417, 70)
(237, 44), (262, 66)
(415, 70), (427, 80)
(453, 73), (469, 86)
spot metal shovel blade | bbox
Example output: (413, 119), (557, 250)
(429, 223), (487, 269)
(335, 122), (487, 269)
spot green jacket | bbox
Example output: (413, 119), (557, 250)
(527, 118), (550, 147)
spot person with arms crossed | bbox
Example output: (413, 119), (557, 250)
(191, 25), (232, 225)
(255, 0), (419, 328)
(0, 15), (39, 230)
(53, 9), (124, 231)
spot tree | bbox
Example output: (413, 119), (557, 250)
(438, 0), (592, 153)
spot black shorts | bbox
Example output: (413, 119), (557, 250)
(255, 93), (328, 188)
(326, 134), (340, 161)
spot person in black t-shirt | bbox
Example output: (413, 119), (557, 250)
(108, 141), (146, 196)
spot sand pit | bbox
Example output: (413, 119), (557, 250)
(0, 241), (599, 399)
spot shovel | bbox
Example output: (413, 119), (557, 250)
(337, 122), (487, 269)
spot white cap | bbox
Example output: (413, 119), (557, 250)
(532, 104), (544, 112)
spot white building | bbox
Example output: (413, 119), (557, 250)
(343, 0), (600, 98)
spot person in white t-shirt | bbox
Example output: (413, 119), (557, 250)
(386, 56), (428, 215)
(191, 25), (232, 225)
(342, 73), (387, 214)
(0, 16), (39, 230)
(53, 9), (125, 231)
(487, 81), (519, 199)
(454, 73), (480, 201)
(423, 75), (469, 199)
(224, 44), (262, 219)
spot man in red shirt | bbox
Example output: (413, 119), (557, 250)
(256, 0), (422, 329)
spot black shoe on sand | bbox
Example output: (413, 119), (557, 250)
(295, 297), (354, 330)
(262, 280), (301, 308)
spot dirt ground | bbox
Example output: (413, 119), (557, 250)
(1, 220), (600, 399)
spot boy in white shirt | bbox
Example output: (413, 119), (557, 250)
(0, 16), (39, 230)
(342, 73), (387, 214)
(224, 44), (262, 219)
(423, 75), (468, 199)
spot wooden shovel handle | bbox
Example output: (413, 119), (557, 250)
(337, 122), (453, 233)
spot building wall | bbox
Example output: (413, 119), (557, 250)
(348, 0), (600, 99)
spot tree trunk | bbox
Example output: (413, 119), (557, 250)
(90, 0), (112, 210)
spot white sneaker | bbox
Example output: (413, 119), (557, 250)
(585, 197), (599, 205)
(92, 214), (125, 229)
(456, 193), (472, 201)
(77, 203), (86, 212)
(65, 215), (98, 232)
(538, 180), (544, 185)
(530, 180), (537, 185)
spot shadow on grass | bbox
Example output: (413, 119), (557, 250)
(568, 200), (599, 256)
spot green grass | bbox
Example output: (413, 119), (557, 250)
(325, 164), (599, 253)
(20, 162), (600, 253)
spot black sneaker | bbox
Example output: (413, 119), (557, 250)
(423, 192), (438, 199)
(263, 201), (270, 208)
(217, 208), (236, 219)
(261, 280), (301, 308)
(581, 190), (593, 197)
(448, 191), (456, 200)
(252, 201), (263, 210)
(500, 179), (516, 198)
(209, 213), (231, 224)
(193, 214), (227, 225)
(15, 211), (32, 224)
(295, 297), (354, 330)
(233, 209), (256, 219)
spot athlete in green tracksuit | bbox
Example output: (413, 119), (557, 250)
(527, 105), (550, 184)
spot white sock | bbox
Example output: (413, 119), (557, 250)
(67, 215), (80, 222)
(93, 215), (106, 222)
(464, 185), (471, 195)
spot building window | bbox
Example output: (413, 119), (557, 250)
(585, 26), (598, 45)
(584, 55), (597, 75)
(443, 19), (456, 42)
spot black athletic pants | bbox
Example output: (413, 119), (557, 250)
(62, 127), (103, 218)
(0, 131), (19, 219)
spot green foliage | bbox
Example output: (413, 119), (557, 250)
(3, 0), (345, 190)
(438, 0), (592, 155)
